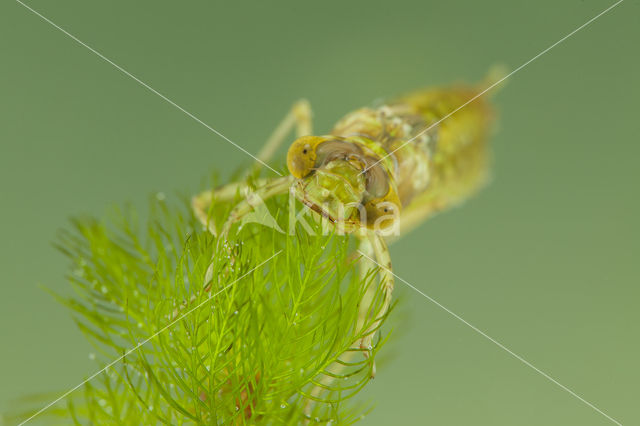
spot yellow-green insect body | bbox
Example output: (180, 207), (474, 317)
(193, 72), (500, 397)
(287, 83), (494, 234)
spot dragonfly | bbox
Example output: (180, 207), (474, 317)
(192, 69), (502, 378)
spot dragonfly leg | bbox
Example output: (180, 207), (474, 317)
(218, 176), (293, 243)
(251, 99), (313, 174)
(354, 236), (376, 340)
(199, 176), (292, 285)
(302, 235), (391, 416)
(192, 178), (272, 237)
(302, 239), (373, 417)
(193, 99), (311, 235)
(358, 232), (394, 378)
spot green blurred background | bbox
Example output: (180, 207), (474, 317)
(1, 0), (638, 424)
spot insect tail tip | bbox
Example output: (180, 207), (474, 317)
(484, 64), (510, 92)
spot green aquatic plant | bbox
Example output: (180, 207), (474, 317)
(11, 178), (391, 425)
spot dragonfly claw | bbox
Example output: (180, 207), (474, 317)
(359, 336), (377, 378)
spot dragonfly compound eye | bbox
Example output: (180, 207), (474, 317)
(363, 162), (389, 199)
(363, 200), (400, 231)
(287, 136), (321, 179)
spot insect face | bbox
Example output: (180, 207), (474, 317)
(287, 135), (401, 232)
(295, 157), (367, 226)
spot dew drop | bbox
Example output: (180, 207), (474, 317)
(156, 192), (166, 201)
(88, 353), (96, 361)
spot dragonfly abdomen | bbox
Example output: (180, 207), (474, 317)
(331, 85), (494, 214)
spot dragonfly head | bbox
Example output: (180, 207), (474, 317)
(287, 136), (365, 225)
(287, 136), (400, 232)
